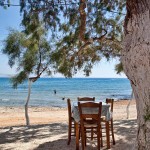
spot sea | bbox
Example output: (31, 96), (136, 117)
(0, 77), (132, 108)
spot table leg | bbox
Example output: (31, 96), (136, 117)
(75, 122), (79, 150)
(106, 121), (110, 149)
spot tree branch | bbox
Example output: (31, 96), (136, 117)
(29, 66), (47, 82)
(77, 29), (107, 54)
(79, 0), (87, 42)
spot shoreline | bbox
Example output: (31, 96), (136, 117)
(0, 99), (136, 128)
(0, 98), (135, 108)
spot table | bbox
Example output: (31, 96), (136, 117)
(72, 101), (111, 150)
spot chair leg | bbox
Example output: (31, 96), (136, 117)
(81, 127), (85, 150)
(84, 128), (86, 146)
(97, 129), (100, 150)
(67, 121), (71, 145)
(106, 121), (110, 149)
(100, 125), (103, 147)
(111, 120), (115, 145)
(78, 127), (80, 139)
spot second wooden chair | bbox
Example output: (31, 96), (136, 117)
(78, 97), (95, 101)
(101, 98), (115, 147)
(67, 98), (76, 145)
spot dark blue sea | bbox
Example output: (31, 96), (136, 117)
(0, 77), (132, 107)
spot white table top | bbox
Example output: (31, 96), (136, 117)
(72, 101), (111, 122)
(73, 101), (109, 107)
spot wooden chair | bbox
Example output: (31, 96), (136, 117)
(78, 97), (95, 141)
(78, 97), (95, 101)
(101, 98), (115, 146)
(67, 99), (75, 145)
(78, 102), (102, 150)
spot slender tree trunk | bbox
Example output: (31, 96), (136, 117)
(25, 79), (32, 126)
(122, 0), (150, 149)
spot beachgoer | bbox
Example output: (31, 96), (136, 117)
(54, 90), (56, 94)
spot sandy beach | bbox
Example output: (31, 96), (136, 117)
(0, 100), (137, 150)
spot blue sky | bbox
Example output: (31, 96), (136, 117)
(0, 2), (126, 78)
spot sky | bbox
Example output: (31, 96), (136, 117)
(0, 1), (127, 78)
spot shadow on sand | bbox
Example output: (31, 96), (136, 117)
(111, 119), (137, 150)
(0, 123), (67, 144)
(0, 119), (137, 150)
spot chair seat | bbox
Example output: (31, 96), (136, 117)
(83, 118), (98, 125)
(84, 122), (98, 128)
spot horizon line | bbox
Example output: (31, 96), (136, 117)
(0, 76), (127, 79)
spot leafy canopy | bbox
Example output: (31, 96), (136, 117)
(1, 0), (126, 81)
(20, 0), (125, 76)
(2, 16), (55, 88)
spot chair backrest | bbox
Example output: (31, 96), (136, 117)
(106, 98), (114, 112)
(67, 99), (72, 121)
(77, 97), (95, 101)
(78, 102), (102, 123)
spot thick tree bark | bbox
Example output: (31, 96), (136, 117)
(122, 0), (150, 149)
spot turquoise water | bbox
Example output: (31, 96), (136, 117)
(0, 77), (132, 107)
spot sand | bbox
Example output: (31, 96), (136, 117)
(0, 100), (137, 150)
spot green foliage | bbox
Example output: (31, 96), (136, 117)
(115, 62), (124, 74)
(144, 114), (150, 122)
(1, 0), (126, 81)
(144, 104), (150, 122)
(19, 0), (125, 77)
(3, 30), (27, 67)
(2, 13), (55, 88)
(11, 71), (28, 88)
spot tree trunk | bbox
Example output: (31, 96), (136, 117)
(25, 79), (32, 126)
(122, 0), (150, 149)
